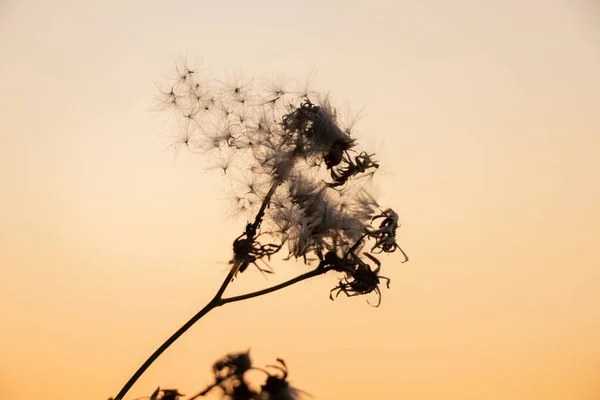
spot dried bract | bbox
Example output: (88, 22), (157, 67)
(329, 252), (391, 307)
(367, 208), (409, 262)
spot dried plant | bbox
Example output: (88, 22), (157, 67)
(111, 59), (408, 399)
(110, 350), (307, 400)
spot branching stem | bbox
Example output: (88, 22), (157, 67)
(111, 267), (236, 400)
(112, 265), (333, 400)
(113, 179), (324, 400)
(221, 266), (333, 305)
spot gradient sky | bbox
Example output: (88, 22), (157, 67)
(1, 1), (599, 399)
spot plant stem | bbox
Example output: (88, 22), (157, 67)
(249, 179), (280, 234)
(114, 180), (282, 400)
(113, 180), (320, 399)
(112, 267), (237, 400)
(221, 266), (333, 305)
(112, 265), (334, 400)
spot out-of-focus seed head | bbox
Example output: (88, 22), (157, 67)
(213, 349), (253, 379)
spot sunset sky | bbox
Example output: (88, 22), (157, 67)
(1, 1), (599, 399)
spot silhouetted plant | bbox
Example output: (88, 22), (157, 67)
(110, 350), (306, 400)
(111, 58), (408, 399)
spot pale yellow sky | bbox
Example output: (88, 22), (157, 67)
(1, 1), (599, 399)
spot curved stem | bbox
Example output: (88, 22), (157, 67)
(112, 268), (237, 400)
(113, 265), (333, 400)
(113, 184), (281, 400)
(221, 266), (333, 305)
(114, 181), (286, 399)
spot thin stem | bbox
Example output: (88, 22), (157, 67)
(249, 179), (280, 234)
(114, 181), (280, 400)
(221, 266), (333, 305)
(112, 265), (333, 400)
(113, 180), (306, 400)
(112, 268), (237, 400)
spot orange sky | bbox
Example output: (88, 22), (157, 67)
(1, 1), (599, 399)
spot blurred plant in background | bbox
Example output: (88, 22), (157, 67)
(111, 58), (408, 399)
(112, 350), (307, 400)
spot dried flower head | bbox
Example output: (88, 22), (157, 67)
(329, 252), (391, 307)
(367, 208), (409, 262)
(193, 349), (256, 399)
(213, 349), (253, 379)
(108, 57), (412, 400)
(154, 58), (408, 299)
(259, 359), (307, 400)
(188, 351), (307, 400)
